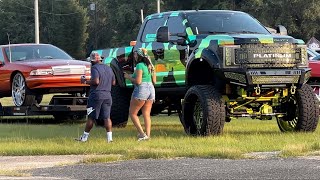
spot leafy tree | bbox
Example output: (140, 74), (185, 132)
(0, 0), (88, 59)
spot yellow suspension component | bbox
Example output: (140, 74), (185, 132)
(238, 88), (247, 98)
(244, 96), (278, 101)
(260, 104), (273, 114)
(246, 108), (254, 114)
(282, 88), (288, 97)
(233, 91), (274, 110)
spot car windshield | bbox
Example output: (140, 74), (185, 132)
(307, 48), (320, 60)
(4, 44), (73, 62)
(186, 11), (270, 35)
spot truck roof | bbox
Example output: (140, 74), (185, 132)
(146, 10), (246, 19)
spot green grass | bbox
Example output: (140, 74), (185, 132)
(0, 115), (320, 161)
(1, 94), (54, 106)
(1, 94), (320, 160)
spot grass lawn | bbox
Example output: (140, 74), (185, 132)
(0, 114), (320, 160)
(0, 95), (320, 161)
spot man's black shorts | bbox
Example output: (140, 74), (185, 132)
(87, 98), (112, 120)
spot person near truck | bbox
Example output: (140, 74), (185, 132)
(124, 48), (156, 141)
(76, 52), (115, 143)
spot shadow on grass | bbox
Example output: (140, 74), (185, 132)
(225, 130), (282, 136)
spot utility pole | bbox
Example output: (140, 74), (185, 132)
(90, 3), (97, 49)
(141, 9), (144, 23)
(35, 0), (40, 44)
(157, 0), (160, 13)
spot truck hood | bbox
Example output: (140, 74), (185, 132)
(193, 34), (300, 47)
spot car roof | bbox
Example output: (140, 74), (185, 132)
(0, 43), (51, 48)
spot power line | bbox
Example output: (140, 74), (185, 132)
(13, 1), (80, 16)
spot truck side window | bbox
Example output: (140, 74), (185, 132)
(141, 18), (166, 42)
(167, 17), (185, 34)
(167, 17), (185, 41)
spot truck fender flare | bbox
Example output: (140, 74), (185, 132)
(110, 59), (126, 88)
(185, 49), (220, 85)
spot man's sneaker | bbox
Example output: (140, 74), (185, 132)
(75, 134), (88, 142)
(137, 133), (149, 141)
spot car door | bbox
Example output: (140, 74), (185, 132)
(0, 48), (10, 96)
(134, 15), (187, 87)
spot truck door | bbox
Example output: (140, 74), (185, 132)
(136, 15), (186, 87)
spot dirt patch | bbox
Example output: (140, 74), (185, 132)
(0, 155), (98, 171)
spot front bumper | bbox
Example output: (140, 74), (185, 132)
(223, 68), (311, 88)
(26, 75), (91, 89)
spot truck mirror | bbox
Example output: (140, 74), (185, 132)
(156, 26), (170, 43)
(276, 25), (287, 35)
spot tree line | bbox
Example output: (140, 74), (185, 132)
(0, 0), (319, 59)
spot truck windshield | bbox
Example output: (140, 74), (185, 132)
(186, 11), (270, 35)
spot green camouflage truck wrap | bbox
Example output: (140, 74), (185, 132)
(93, 10), (319, 135)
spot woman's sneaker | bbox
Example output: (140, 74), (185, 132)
(137, 133), (149, 141)
(75, 134), (88, 142)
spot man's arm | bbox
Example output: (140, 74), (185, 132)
(81, 67), (99, 85)
(111, 70), (116, 85)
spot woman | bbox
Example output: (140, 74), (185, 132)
(124, 48), (156, 141)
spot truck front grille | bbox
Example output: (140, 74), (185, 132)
(235, 44), (301, 68)
(251, 75), (300, 84)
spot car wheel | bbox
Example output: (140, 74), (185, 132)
(277, 84), (319, 132)
(11, 72), (36, 106)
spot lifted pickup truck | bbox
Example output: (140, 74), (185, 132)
(94, 10), (319, 135)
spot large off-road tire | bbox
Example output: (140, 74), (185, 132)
(110, 85), (131, 127)
(11, 73), (36, 106)
(181, 85), (225, 136)
(277, 84), (319, 132)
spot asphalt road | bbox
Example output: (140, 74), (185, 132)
(25, 156), (320, 180)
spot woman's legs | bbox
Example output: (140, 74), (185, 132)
(141, 100), (153, 137)
(129, 98), (145, 136)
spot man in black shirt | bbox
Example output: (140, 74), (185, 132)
(76, 52), (115, 143)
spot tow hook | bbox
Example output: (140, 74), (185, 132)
(290, 84), (297, 94)
(254, 85), (261, 95)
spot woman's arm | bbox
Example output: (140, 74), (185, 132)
(124, 70), (142, 85)
(151, 69), (156, 85)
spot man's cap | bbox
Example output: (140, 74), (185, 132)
(90, 52), (102, 62)
(136, 48), (148, 57)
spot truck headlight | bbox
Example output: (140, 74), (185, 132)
(297, 45), (308, 67)
(220, 45), (240, 68)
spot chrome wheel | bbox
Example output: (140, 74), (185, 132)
(11, 73), (26, 106)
